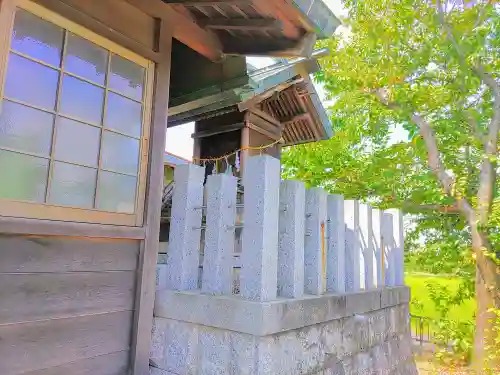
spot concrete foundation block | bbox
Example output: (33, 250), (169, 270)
(198, 327), (231, 374)
(150, 367), (177, 375)
(151, 287), (416, 375)
(353, 351), (372, 374)
(370, 345), (390, 373)
(381, 287), (410, 308)
(321, 319), (342, 357)
(368, 309), (389, 346)
(150, 318), (199, 374)
(229, 331), (257, 375)
(345, 290), (381, 315)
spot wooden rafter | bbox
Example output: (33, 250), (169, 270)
(281, 112), (311, 127)
(202, 18), (282, 31)
(162, 0), (250, 5)
(125, 0), (224, 61)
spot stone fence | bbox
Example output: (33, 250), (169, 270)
(152, 155), (416, 375)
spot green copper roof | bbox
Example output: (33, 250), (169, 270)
(293, 0), (341, 38)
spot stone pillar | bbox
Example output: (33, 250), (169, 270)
(383, 212), (396, 287)
(165, 164), (205, 291)
(359, 204), (375, 290)
(304, 187), (328, 295)
(201, 173), (238, 295)
(387, 209), (404, 286)
(326, 194), (345, 293)
(372, 209), (384, 287)
(240, 155), (280, 301)
(344, 200), (361, 292)
(278, 180), (305, 298)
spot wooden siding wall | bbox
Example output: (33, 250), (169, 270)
(0, 235), (139, 375)
(0, 1), (172, 375)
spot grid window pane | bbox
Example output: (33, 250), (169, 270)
(1, 9), (148, 218)
(0, 150), (48, 202)
(11, 9), (64, 67)
(109, 54), (144, 101)
(105, 92), (142, 137)
(97, 171), (136, 213)
(65, 33), (108, 85)
(101, 131), (139, 175)
(59, 75), (104, 124)
(49, 161), (97, 208)
(4, 53), (59, 110)
(54, 117), (100, 167)
(0, 100), (54, 156)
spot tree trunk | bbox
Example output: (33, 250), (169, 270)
(471, 226), (500, 371)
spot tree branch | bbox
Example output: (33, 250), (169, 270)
(476, 68), (500, 224)
(401, 202), (461, 214)
(435, 0), (500, 225)
(372, 88), (476, 220)
(465, 109), (488, 146)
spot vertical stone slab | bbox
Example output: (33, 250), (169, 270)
(156, 264), (168, 289)
(278, 180), (305, 298)
(326, 194), (345, 293)
(344, 200), (361, 292)
(165, 164), (205, 291)
(240, 155), (280, 301)
(202, 173), (238, 295)
(304, 187), (328, 295)
(359, 204), (375, 290)
(387, 209), (404, 286)
(382, 212), (396, 287)
(372, 209), (384, 287)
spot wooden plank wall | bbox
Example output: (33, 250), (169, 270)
(0, 235), (139, 375)
(0, 1), (172, 374)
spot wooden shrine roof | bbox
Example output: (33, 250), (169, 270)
(128, 0), (340, 61)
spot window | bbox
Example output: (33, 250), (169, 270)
(0, 1), (153, 226)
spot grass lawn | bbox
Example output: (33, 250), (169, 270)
(405, 273), (476, 323)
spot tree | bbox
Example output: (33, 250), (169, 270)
(283, 0), (499, 367)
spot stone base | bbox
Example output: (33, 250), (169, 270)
(151, 287), (417, 375)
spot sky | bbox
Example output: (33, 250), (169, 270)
(164, 0), (407, 160)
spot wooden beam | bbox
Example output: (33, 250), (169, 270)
(202, 18), (282, 31)
(191, 122), (245, 139)
(33, 0), (162, 62)
(0, 216), (146, 239)
(246, 122), (281, 141)
(125, 0), (224, 61)
(221, 35), (297, 55)
(246, 111), (281, 135)
(248, 107), (281, 127)
(130, 19), (172, 375)
(162, 0), (249, 5)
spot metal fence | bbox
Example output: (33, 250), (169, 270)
(410, 314), (433, 344)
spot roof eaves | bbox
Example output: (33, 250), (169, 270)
(292, 0), (341, 38)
